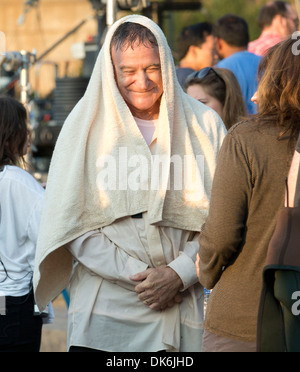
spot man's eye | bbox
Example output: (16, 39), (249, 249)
(147, 67), (160, 72)
(122, 70), (135, 75)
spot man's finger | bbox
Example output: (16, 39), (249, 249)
(149, 303), (161, 311)
(130, 269), (151, 282)
(135, 281), (154, 294)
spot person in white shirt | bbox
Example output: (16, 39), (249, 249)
(0, 96), (44, 352)
(33, 16), (226, 352)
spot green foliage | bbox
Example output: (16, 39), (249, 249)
(201, 0), (268, 39)
(163, 0), (270, 51)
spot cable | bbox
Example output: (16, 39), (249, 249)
(0, 255), (33, 284)
(0, 254), (34, 306)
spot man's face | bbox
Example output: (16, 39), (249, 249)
(111, 42), (164, 120)
(194, 35), (218, 69)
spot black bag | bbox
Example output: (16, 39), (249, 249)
(257, 143), (300, 352)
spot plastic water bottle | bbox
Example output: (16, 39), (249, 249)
(204, 288), (211, 318)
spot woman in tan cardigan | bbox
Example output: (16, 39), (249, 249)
(197, 37), (300, 352)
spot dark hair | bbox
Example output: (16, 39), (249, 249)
(110, 22), (158, 52)
(176, 22), (213, 60)
(214, 14), (249, 47)
(184, 67), (246, 130)
(258, 1), (289, 29)
(0, 96), (29, 167)
(255, 38), (300, 146)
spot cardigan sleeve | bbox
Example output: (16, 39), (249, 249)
(198, 130), (252, 289)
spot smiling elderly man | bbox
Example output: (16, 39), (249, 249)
(33, 15), (226, 352)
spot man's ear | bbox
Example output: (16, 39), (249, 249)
(271, 14), (287, 36)
(272, 14), (284, 27)
(215, 37), (223, 53)
(187, 44), (201, 57)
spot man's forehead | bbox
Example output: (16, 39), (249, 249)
(111, 43), (161, 63)
(112, 39), (159, 53)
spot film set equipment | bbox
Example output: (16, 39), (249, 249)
(18, 0), (40, 26)
(0, 50), (37, 106)
(90, 0), (149, 11)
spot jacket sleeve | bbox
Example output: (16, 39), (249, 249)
(67, 230), (148, 291)
(168, 234), (200, 291)
(198, 131), (252, 289)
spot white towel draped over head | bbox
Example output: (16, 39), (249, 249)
(34, 15), (226, 310)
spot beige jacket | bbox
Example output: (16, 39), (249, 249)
(33, 15), (226, 351)
(34, 14), (225, 313)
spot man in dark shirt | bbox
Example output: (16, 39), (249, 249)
(175, 22), (217, 87)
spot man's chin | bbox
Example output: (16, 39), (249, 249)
(129, 101), (157, 113)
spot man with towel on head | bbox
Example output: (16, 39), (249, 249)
(33, 15), (226, 352)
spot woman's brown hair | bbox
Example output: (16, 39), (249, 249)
(184, 67), (247, 130)
(0, 96), (29, 168)
(256, 38), (300, 145)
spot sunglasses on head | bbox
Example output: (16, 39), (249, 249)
(189, 67), (224, 83)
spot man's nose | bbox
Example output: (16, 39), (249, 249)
(251, 91), (258, 105)
(136, 71), (150, 90)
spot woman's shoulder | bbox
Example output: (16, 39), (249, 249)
(224, 118), (290, 168)
(3, 166), (44, 197)
(228, 118), (283, 142)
